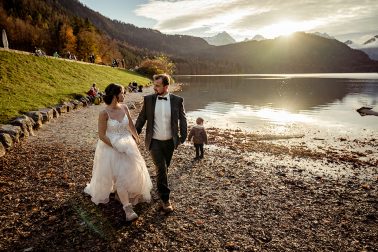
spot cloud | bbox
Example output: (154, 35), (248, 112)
(135, 0), (378, 39)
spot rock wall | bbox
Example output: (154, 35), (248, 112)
(0, 95), (132, 157)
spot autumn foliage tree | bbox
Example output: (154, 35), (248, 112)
(0, 0), (135, 65)
(136, 55), (176, 78)
(59, 24), (77, 54)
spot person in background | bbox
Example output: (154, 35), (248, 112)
(88, 83), (98, 97)
(188, 117), (208, 160)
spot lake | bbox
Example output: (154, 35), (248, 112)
(175, 73), (378, 137)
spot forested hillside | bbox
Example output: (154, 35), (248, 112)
(1, 0), (377, 74)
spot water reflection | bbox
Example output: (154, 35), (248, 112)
(175, 75), (378, 132)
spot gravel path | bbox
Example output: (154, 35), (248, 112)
(0, 88), (377, 251)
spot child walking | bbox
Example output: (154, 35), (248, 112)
(188, 117), (208, 160)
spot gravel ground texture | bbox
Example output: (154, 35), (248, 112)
(0, 87), (377, 251)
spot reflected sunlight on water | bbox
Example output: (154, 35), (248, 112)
(176, 74), (378, 136)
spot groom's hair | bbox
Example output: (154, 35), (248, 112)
(153, 74), (171, 86)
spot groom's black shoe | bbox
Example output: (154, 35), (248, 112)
(162, 200), (174, 213)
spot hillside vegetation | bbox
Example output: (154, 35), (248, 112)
(0, 50), (149, 122)
(1, 0), (377, 74)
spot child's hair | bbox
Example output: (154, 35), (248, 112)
(196, 117), (204, 125)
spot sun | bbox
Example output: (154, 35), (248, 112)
(258, 20), (322, 38)
(260, 21), (299, 38)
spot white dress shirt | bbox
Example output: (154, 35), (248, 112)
(153, 93), (172, 140)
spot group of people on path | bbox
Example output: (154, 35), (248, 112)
(84, 74), (208, 221)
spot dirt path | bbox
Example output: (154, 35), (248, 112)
(0, 88), (377, 251)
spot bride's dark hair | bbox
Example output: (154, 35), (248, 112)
(103, 83), (123, 105)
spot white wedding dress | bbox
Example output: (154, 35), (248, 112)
(84, 112), (152, 206)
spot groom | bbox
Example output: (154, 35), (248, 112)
(135, 73), (187, 213)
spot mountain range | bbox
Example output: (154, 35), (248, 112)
(1, 0), (377, 74)
(202, 31), (236, 46)
(344, 35), (378, 60)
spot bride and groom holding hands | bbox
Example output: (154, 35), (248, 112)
(84, 74), (187, 221)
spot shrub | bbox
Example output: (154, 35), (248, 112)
(136, 55), (175, 78)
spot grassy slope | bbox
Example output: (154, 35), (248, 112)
(0, 50), (149, 123)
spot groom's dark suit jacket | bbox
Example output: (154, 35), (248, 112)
(135, 93), (187, 150)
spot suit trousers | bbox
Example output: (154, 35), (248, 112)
(150, 138), (174, 203)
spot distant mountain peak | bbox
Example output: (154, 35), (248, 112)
(219, 31), (229, 36)
(363, 35), (378, 45)
(251, 34), (266, 41)
(344, 34), (378, 60)
(312, 32), (335, 40)
(202, 31), (236, 46)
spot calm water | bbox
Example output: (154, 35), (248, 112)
(175, 73), (378, 135)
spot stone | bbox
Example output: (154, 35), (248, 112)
(56, 104), (68, 114)
(0, 133), (13, 150)
(10, 115), (35, 137)
(51, 107), (59, 118)
(65, 102), (74, 112)
(72, 100), (83, 110)
(0, 142), (5, 157)
(86, 95), (95, 103)
(0, 124), (22, 143)
(39, 108), (54, 123)
(25, 111), (43, 129)
(79, 97), (88, 107)
(126, 102), (136, 110)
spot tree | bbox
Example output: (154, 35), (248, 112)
(136, 55), (176, 78)
(76, 29), (99, 61)
(59, 24), (77, 54)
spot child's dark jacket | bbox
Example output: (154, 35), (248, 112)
(188, 125), (208, 144)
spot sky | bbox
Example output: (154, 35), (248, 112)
(79, 0), (378, 43)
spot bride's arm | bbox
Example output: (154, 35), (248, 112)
(98, 110), (113, 147)
(124, 105), (140, 144)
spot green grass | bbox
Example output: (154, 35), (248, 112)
(0, 50), (149, 123)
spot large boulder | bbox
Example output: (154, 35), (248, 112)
(0, 142), (5, 157)
(86, 95), (95, 103)
(56, 104), (68, 114)
(50, 107), (59, 118)
(25, 111), (43, 129)
(65, 102), (74, 112)
(72, 100), (83, 110)
(0, 133), (13, 150)
(79, 97), (89, 107)
(10, 115), (35, 137)
(0, 124), (22, 143)
(84, 96), (91, 104)
(39, 108), (54, 123)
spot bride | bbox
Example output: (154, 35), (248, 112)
(84, 83), (152, 221)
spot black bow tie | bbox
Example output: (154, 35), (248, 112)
(158, 96), (167, 100)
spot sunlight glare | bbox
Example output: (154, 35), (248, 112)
(255, 108), (315, 124)
(259, 20), (323, 38)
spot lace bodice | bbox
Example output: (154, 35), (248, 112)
(106, 115), (131, 136)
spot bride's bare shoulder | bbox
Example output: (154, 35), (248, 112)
(99, 110), (109, 119)
(121, 104), (130, 113)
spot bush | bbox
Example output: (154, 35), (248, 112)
(136, 55), (175, 78)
